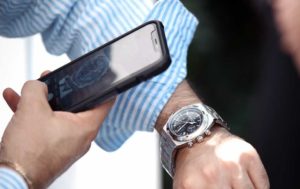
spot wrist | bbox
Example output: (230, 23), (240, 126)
(176, 126), (231, 156)
(0, 143), (48, 189)
(0, 160), (33, 189)
(175, 126), (231, 172)
(158, 101), (230, 177)
(155, 80), (201, 133)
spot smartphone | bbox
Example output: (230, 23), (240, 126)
(38, 20), (171, 112)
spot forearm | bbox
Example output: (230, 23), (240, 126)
(1, 0), (200, 152)
(157, 81), (269, 189)
(94, 0), (199, 151)
(154, 80), (201, 133)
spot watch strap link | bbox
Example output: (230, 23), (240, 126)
(160, 128), (177, 177)
(204, 105), (229, 129)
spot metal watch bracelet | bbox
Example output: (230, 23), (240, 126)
(159, 103), (228, 177)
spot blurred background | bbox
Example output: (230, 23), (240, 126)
(1, 0), (299, 188)
(162, 0), (300, 188)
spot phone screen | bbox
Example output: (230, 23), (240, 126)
(40, 23), (166, 111)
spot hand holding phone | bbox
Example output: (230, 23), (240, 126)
(39, 21), (171, 112)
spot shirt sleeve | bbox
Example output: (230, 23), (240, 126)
(0, 168), (28, 189)
(0, 0), (198, 151)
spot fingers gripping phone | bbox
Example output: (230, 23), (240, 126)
(39, 21), (171, 112)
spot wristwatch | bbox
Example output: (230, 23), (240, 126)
(159, 103), (228, 177)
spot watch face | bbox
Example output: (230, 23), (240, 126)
(168, 108), (203, 139)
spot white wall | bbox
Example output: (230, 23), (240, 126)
(0, 35), (161, 189)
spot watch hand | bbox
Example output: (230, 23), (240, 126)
(185, 112), (193, 122)
(175, 122), (189, 133)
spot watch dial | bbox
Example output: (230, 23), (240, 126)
(169, 108), (203, 137)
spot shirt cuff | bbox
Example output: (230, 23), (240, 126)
(95, 0), (199, 151)
(0, 167), (28, 189)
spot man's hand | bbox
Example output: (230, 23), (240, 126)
(155, 80), (269, 189)
(174, 127), (269, 189)
(0, 80), (113, 188)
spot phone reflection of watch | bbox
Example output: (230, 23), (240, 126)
(160, 103), (228, 177)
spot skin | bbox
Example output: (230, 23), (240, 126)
(3, 0), (294, 187)
(0, 80), (114, 188)
(167, 1), (300, 188)
(159, 2), (300, 186)
(155, 81), (270, 189)
(0, 74), (270, 188)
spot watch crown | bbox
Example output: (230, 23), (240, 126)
(205, 130), (211, 136)
(188, 141), (193, 147)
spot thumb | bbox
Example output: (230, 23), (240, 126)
(77, 99), (115, 130)
(19, 80), (51, 110)
(3, 88), (20, 112)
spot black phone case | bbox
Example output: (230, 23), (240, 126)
(39, 20), (171, 112)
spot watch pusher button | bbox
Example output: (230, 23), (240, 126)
(196, 136), (204, 143)
(188, 141), (193, 147)
(205, 130), (211, 136)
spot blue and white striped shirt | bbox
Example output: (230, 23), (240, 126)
(0, 0), (198, 187)
(0, 168), (27, 189)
